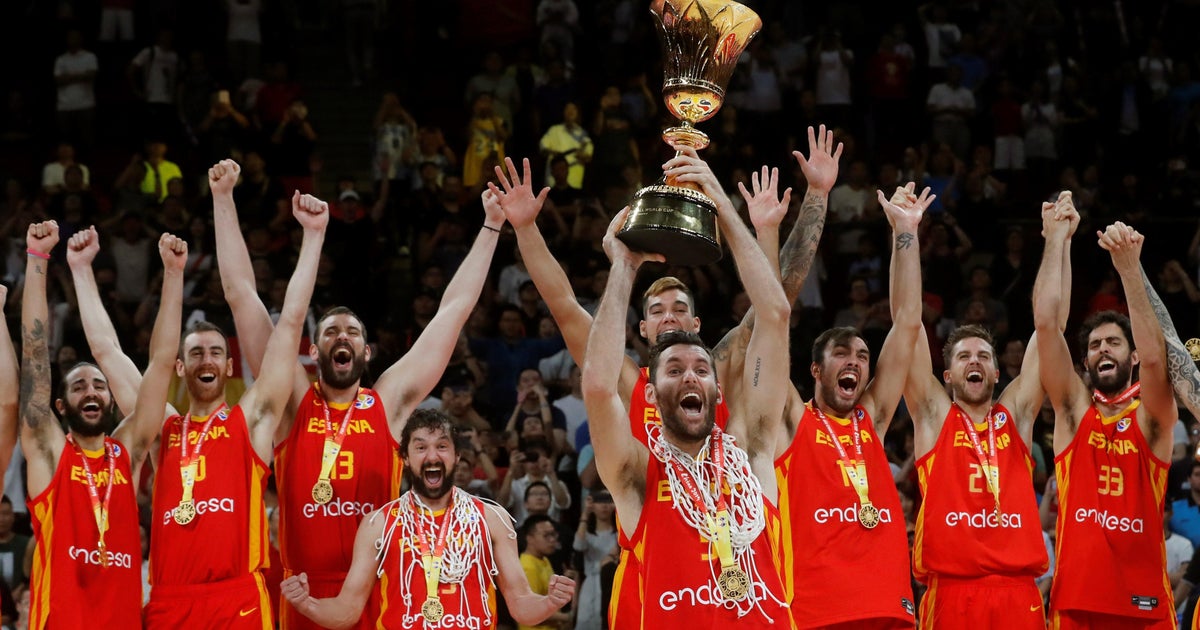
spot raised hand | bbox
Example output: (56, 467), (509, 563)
(26, 221), (59, 256)
(280, 573), (312, 606)
(546, 574), (576, 609)
(208, 159), (241, 198)
(602, 207), (666, 268)
(292, 190), (329, 234)
(877, 183), (934, 230)
(481, 187), (506, 230)
(1041, 191), (1076, 239)
(491, 157), (549, 229)
(158, 233), (188, 273)
(1098, 221), (1143, 273)
(794, 124), (843, 194)
(66, 225), (101, 269)
(737, 165), (791, 233)
(662, 146), (730, 214)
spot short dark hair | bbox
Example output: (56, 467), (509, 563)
(812, 327), (862, 364)
(1077, 311), (1135, 356)
(317, 306), (367, 342)
(399, 409), (458, 456)
(179, 320), (229, 359)
(942, 325), (997, 369)
(524, 480), (551, 502)
(521, 514), (556, 542)
(647, 330), (712, 384)
(60, 361), (104, 395)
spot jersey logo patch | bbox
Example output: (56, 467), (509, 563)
(1116, 417), (1131, 433)
(216, 409), (229, 422)
(993, 412), (1008, 429)
(111, 443), (122, 457)
(854, 409), (865, 421)
(355, 394), (376, 409)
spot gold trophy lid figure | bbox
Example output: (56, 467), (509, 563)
(617, 0), (762, 266)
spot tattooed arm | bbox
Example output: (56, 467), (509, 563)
(20, 221), (67, 499)
(1141, 266), (1200, 423)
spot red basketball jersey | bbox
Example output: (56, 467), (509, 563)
(150, 406), (271, 586)
(28, 437), (142, 630)
(623, 442), (791, 628)
(1051, 402), (1173, 620)
(628, 368), (728, 446)
(913, 403), (1048, 580)
(371, 494), (498, 629)
(775, 403), (915, 626)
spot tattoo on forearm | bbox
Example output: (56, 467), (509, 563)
(753, 357), (762, 387)
(896, 232), (914, 250)
(779, 192), (827, 300)
(1142, 268), (1200, 413)
(19, 319), (51, 430)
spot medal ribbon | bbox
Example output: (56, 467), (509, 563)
(316, 387), (361, 485)
(68, 435), (115, 567)
(1092, 382), (1141, 407)
(956, 405), (1001, 513)
(178, 403), (227, 506)
(812, 405), (872, 508)
(665, 428), (737, 573)
(414, 493), (456, 604)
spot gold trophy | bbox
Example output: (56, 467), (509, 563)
(617, 0), (762, 266)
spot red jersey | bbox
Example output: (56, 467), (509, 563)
(913, 403), (1048, 580)
(275, 386), (400, 577)
(372, 492), (498, 629)
(150, 405), (271, 586)
(28, 437), (141, 630)
(775, 403), (914, 626)
(623, 439), (790, 628)
(1051, 402), (1172, 621)
(628, 367), (728, 445)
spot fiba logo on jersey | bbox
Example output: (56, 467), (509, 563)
(993, 412), (1008, 429)
(216, 408), (229, 422)
(355, 394), (375, 409)
(111, 443), (122, 457)
(854, 409), (864, 421)
(1117, 417), (1132, 433)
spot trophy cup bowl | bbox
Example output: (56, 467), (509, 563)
(617, 0), (762, 266)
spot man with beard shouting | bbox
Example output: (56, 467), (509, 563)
(140, 192), (328, 628)
(902, 195), (1077, 629)
(280, 409), (575, 629)
(581, 147), (793, 628)
(1036, 206), (1178, 628)
(21, 220), (185, 629)
(209, 158), (505, 629)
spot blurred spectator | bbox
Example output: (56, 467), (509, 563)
(52, 30), (97, 150)
(927, 64), (975, 161)
(519, 514), (571, 629)
(572, 491), (617, 630)
(502, 440), (570, 527)
(536, 0), (579, 66)
(98, 0), (135, 43)
(0, 498), (28, 591)
(226, 0), (263, 84)
(114, 140), (182, 204)
(255, 62), (302, 130)
(551, 365), (585, 453)
(270, 100), (317, 193)
(812, 28), (853, 132)
(1022, 79), (1059, 197)
(1170, 464), (1200, 547)
(128, 28), (181, 144)
(342, 0), (379, 87)
(591, 86), (639, 191)
(462, 93), (508, 188)
(41, 143), (90, 195)
(465, 51), (521, 132)
(197, 90), (251, 164)
(918, 2), (961, 82)
(954, 266), (1008, 338)
(539, 103), (591, 189)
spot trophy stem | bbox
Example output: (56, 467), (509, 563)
(663, 121), (710, 151)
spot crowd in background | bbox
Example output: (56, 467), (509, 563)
(1, 0), (1200, 627)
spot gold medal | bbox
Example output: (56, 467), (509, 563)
(716, 566), (750, 601)
(1187, 338), (1200, 361)
(858, 503), (880, 529)
(312, 479), (334, 504)
(421, 598), (444, 623)
(174, 500), (196, 525)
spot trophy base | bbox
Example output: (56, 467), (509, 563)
(617, 182), (722, 266)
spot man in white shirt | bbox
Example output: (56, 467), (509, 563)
(127, 28), (180, 142)
(53, 30), (97, 148)
(926, 64), (975, 159)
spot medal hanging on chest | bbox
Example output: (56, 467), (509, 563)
(957, 405), (1001, 518)
(813, 406), (878, 529)
(312, 388), (361, 505)
(174, 404), (227, 525)
(69, 435), (116, 566)
(413, 494), (455, 623)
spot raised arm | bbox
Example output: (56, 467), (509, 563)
(66, 227), (150, 414)
(20, 221), (66, 498)
(665, 147), (789, 496)
(494, 158), (641, 400)
(0, 286), (15, 486)
(489, 507), (574, 625)
(281, 513), (381, 630)
(904, 295), (951, 457)
(112, 234), (186, 465)
(581, 209), (658, 537)
(866, 184), (933, 434)
(238, 192), (328, 463)
(1101, 222), (1178, 457)
(737, 165), (792, 274)
(1141, 267), (1200, 422)
(210, 160), (310, 412)
(377, 188), (504, 438)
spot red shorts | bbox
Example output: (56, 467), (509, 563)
(279, 570), (378, 630)
(1050, 609), (1177, 630)
(810, 620), (914, 629)
(919, 575), (1043, 630)
(145, 573), (272, 630)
